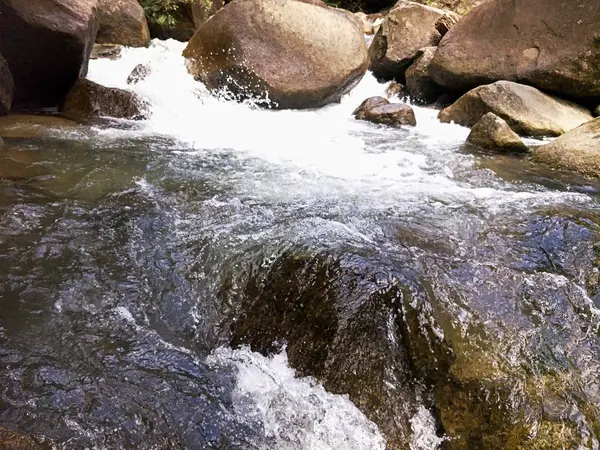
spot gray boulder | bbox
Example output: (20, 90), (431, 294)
(532, 118), (600, 179)
(438, 81), (593, 137)
(467, 113), (528, 153)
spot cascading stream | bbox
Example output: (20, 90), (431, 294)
(0, 39), (598, 449)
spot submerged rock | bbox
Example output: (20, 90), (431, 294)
(368, 1), (446, 81)
(90, 44), (123, 60)
(183, 0), (368, 109)
(405, 47), (443, 105)
(467, 112), (528, 153)
(0, 114), (79, 139)
(439, 81), (593, 137)
(0, 427), (40, 450)
(532, 118), (600, 179)
(127, 64), (152, 85)
(429, 0), (600, 102)
(96, 0), (150, 47)
(0, 0), (98, 108)
(61, 78), (148, 122)
(0, 53), (14, 115)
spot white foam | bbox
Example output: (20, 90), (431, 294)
(207, 346), (387, 450)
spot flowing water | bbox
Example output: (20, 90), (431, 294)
(0, 40), (599, 449)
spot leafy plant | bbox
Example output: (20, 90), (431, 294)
(141, 0), (192, 26)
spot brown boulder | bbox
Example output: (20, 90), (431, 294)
(368, 1), (446, 81)
(532, 118), (600, 179)
(353, 96), (390, 119)
(0, 0), (98, 108)
(183, 0), (368, 109)
(429, 0), (600, 102)
(96, 0), (150, 47)
(467, 112), (528, 153)
(61, 78), (148, 122)
(405, 46), (443, 105)
(438, 81), (593, 137)
(0, 54), (14, 115)
(355, 102), (417, 127)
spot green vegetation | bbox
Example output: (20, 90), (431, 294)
(140, 0), (192, 26)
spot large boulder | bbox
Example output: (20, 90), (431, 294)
(0, 54), (14, 115)
(429, 0), (600, 102)
(368, 1), (446, 81)
(96, 0), (150, 47)
(183, 0), (368, 110)
(438, 81), (593, 137)
(532, 118), (600, 179)
(467, 112), (528, 153)
(61, 78), (148, 122)
(0, 0), (98, 108)
(405, 46), (443, 105)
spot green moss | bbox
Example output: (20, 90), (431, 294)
(141, 0), (194, 26)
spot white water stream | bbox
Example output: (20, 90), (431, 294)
(81, 39), (595, 449)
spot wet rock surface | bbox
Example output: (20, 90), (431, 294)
(183, 0), (368, 109)
(405, 46), (443, 105)
(0, 54), (14, 115)
(61, 78), (148, 122)
(439, 81), (593, 137)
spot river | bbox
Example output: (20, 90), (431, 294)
(0, 39), (599, 449)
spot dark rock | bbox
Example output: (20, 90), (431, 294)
(358, 103), (417, 127)
(127, 64), (152, 85)
(385, 82), (406, 100)
(368, 1), (446, 81)
(61, 78), (148, 122)
(0, 0), (99, 108)
(595, 105), (600, 117)
(405, 46), (443, 105)
(532, 118), (600, 179)
(429, 0), (600, 102)
(96, 0), (150, 47)
(353, 96), (390, 119)
(438, 81), (593, 137)
(434, 11), (460, 37)
(467, 112), (528, 153)
(90, 44), (123, 60)
(0, 53), (14, 115)
(183, 0), (368, 109)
